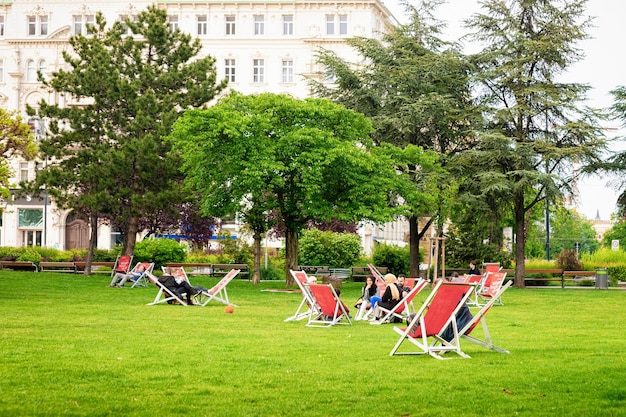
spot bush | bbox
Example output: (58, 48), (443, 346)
(134, 238), (186, 268)
(556, 249), (582, 270)
(372, 244), (410, 276)
(298, 229), (362, 268)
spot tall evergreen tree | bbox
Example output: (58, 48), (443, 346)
(466, 0), (606, 287)
(309, 0), (478, 277)
(32, 6), (226, 264)
(0, 109), (37, 203)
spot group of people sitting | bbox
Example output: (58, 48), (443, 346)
(353, 273), (412, 322)
(353, 260), (480, 328)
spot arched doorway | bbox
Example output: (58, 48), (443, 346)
(65, 212), (89, 249)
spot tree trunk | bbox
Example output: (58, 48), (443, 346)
(122, 215), (139, 256)
(514, 193), (526, 288)
(284, 228), (298, 286)
(252, 231), (261, 285)
(83, 213), (98, 276)
(409, 214), (421, 278)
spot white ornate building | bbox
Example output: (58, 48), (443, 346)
(0, 0), (396, 250)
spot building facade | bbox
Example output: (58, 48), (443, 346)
(0, 0), (397, 251)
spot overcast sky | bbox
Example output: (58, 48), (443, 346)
(384, 0), (626, 220)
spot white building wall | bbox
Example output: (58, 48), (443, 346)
(0, 0), (396, 251)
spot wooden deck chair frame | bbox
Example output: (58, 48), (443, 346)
(129, 262), (155, 288)
(367, 263), (386, 287)
(111, 255), (133, 278)
(146, 271), (189, 306)
(285, 270), (320, 322)
(304, 283), (352, 327)
(195, 269), (240, 307)
(460, 280), (513, 354)
(389, 281), (475, 360)
(371, 279), (428, 325)
(476, 272), (507, 307)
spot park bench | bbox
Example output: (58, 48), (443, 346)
(39, 261), (77, 273)
(351, 266), (388, 281)
(297, 266), (330, 276)
(211, 263), (249, 279)
(74, 261), (116, 274)
(0, 260), (38, 272)
(165, 262), (213, 276)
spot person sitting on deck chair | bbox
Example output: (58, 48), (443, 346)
(158, 267), (203, 305)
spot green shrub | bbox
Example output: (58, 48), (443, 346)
(17, 249), (41, 263)
(134, 238), (186, 268)
(298, 229), (362, 268)
(372, 244), (410, 276)
(217, 233), (253, 265)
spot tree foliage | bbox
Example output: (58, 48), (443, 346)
(466, 0), (606, 287)
(30, 6), (225, 266)
(0, 109), (37, 202)
(309, 0), (477, 276)
(170, 92), (405, 284)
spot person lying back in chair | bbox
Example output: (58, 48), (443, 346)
(110, 264), (146, 288)
(159, 267), (203, 305)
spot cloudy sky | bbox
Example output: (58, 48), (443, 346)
(384, 0), (626, 220)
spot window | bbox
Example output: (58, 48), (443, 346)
(20, 162), (29, 182)
(28, 15), (48, 36)
(253, 59), (264, 83)
(118, 15), (137, 35)
(73, 15), (94, 35)
(197, 15), (207, 35)
(282, 15), (293, 36)
(325, 15), (334, 35)
(0, 16), (5, 37)
(38, 60), (47, 80)
(254, 15), (264, 35)
(225, 15), (235, 35)
(168, 15), (179, 32)
(324, 66), (336, 83)
(282, 59), (294, 83)
(224, 59), (236, 83)
(339, 15), (347, 35)
(26, 60), (36, 82)
(0, 59), (4, 83)
(19, 208), (43, 247)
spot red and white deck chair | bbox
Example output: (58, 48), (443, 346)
(370, 279), (428, 325)
(128, 261), (155, 288)
(464, 273), (485, 307)
(460, 280), (513, 354)
(305, 283), (352, 327)
(110, 255), (133, 278)
(195, 269), (240, 307)
(367, 263), (386, 286)
(145, 271), (189, 306)
(476, 271), (507, 307)
(389, 281), (475, 359)
(285, 270), (320, 322)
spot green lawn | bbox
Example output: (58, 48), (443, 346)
(1, 272), (625, 417)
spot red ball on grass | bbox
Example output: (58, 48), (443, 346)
(225, 305), (235, 314)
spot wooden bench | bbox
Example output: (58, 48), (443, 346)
(166, 263), (213, 276)
(74, 261), (116, 274)
(297, 266), (330, 276)
(503, 268), (597, 288)
(563, 270), (597, 286)
(351, 266), (388, 281)
(211, 263), (249, 279)
(39, 261), (77, 273)
(0, 260), (38, 272)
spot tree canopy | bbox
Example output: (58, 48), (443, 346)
(169, 92), (424, 284)
(0, 109), (37, 202)
(31, 6), (226, 265)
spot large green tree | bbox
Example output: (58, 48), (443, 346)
(309, 0), (478, 277)
(170, 92), (423, 284)
(466, 0), (606, 287)
(32, 6), (226, 265)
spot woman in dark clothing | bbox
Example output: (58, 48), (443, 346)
(468, 260), (481, 276)
(371, 273), (402, 321)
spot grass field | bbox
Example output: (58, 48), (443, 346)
(1, 272), (625, 417)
